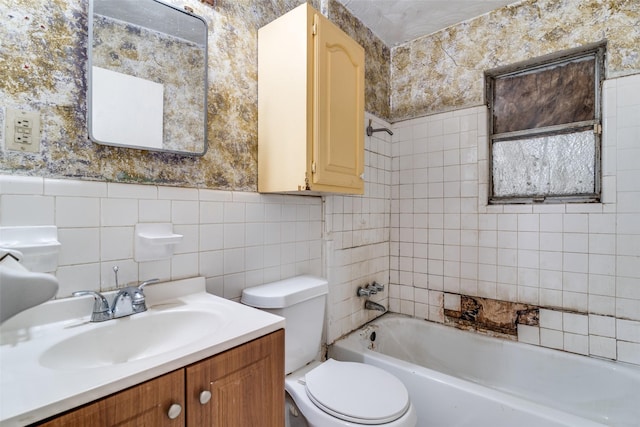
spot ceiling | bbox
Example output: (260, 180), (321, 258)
(335, 0), (521, 46)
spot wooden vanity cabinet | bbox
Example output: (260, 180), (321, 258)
(258, 3), (365, 195)
(35, 330), (284, 427)
(36, 370), (185, 427)
(186, 328), (285, 426)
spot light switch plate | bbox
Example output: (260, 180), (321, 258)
(5, 108), (40, 153)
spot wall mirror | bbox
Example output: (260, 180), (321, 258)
(88, 0), (208, 155)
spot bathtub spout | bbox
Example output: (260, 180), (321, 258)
(365, 300), (386, 312)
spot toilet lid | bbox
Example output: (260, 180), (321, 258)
(304, 359), (410, 425)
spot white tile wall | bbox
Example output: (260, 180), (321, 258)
(0, 175), (322, 301)
(2, 75), (638, 366)
(389, 74), (640, 366)
(324, 112), (393, 343)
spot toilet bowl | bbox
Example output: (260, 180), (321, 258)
(241, 275), (417, 427)
(286, 360), (417, 426)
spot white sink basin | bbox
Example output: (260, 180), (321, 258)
(0, 277), (285, 427)
(39, 310), (222, 370)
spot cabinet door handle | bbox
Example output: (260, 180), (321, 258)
(167, 403), (182, 420)
(199, 390), (212, 405)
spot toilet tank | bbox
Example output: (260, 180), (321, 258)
(241, 275), (328, 375)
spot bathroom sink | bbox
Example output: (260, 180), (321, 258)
(1, 276), (285, 426)
(39, 310), (222, 370)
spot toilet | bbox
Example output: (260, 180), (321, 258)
(241, 275), (417, 427)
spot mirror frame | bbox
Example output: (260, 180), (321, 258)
(87, 0), (209, 156)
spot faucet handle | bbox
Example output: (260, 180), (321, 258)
(370, 281), (385, 292)
(72, 290), (112, 322)
(137, 278), (159, 291)
(357, 286), (372, 297)
(129, 278), (159, 314)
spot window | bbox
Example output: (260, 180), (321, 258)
(485, 44), (605, 204)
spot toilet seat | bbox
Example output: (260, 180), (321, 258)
(304, 359), (410, 425)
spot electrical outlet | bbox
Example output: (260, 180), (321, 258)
(5, 108), (40, 153)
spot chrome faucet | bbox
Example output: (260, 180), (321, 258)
(71, 290), (112, 322)
(73, 276), (159, 322)
(365, 300), (387, 312)
(357, 282), (387, 312)
(111, 278), (159, 318)
(357, 286), (375, 297)
(356, 282), (385, 297)
(370, 281), (384, 292)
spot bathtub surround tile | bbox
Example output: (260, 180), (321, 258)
(617, 341), (640, 365)
(563, 312), (589, 335)
(539, 289), (562, 308)
(325, 115), (393, 343)
(517, 324), (540, 345)
(617, 319), (640, 344)
(564, 332), (589, 355)
(540, 328), (564, 350)
(589, 314), (616, 338)
(617, 298), (640, 321)
(589, 336), (617, 360)
(444, 293), (461, 311)
(390, 75), (640, 366)
(539, 309), (563, 330)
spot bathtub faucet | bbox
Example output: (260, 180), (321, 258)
(365, 300), (387, 313)
(357, 282), (385, 297)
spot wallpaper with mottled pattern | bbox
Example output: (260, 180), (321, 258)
(391, 0), (640, 121)
(3, 0), (636, 189)
(0, 0), (386, 190)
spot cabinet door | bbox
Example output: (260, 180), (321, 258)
(36, 370), (185, 427)
(186, 330), (285, 427)
(313, 13), (365, 193)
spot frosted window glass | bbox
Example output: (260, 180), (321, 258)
(492, 131), (595, 198)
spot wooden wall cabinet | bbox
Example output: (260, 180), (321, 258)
(258, 3), (365, 194)
(36, 330), (284, 427)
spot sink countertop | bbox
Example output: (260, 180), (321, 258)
(0, 277), (285, 426)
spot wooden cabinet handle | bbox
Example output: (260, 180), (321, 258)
(199, 390), (212, 405)
(167, 403), (182, 420)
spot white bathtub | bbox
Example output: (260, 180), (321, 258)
(329, 314), (640, 427)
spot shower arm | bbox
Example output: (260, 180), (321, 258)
(366, 119), (393, 137)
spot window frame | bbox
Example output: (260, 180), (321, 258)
(485, 43), (606, 205)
